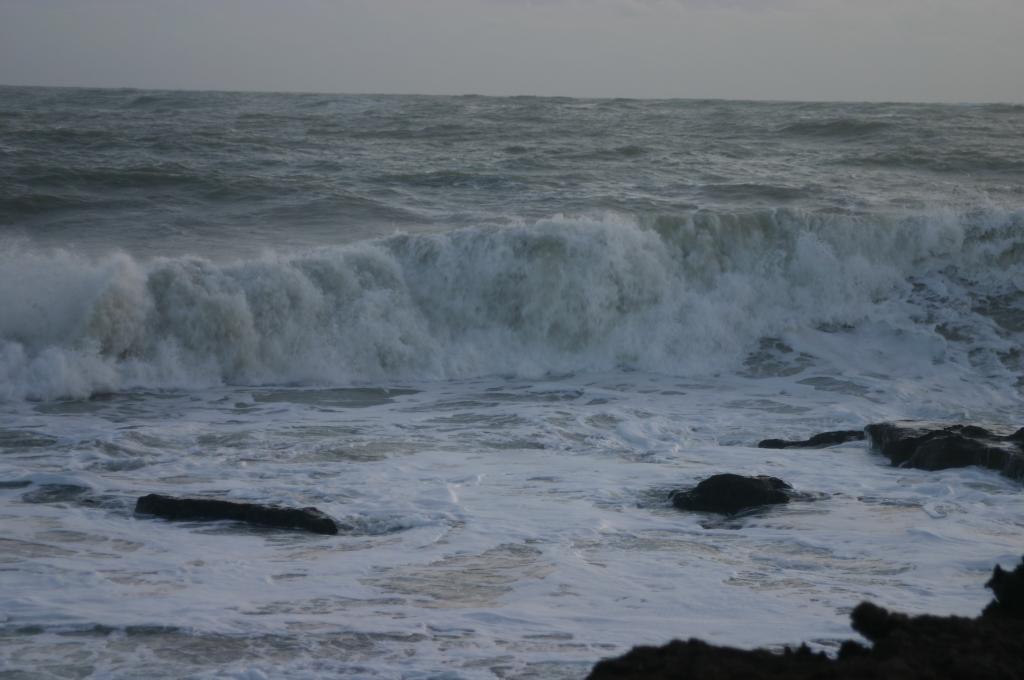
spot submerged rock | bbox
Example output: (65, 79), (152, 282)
(21, 483), (92, 504)
(135, 494), (339, 535)
(758, 429), (865, 449)
(865, 422), (1024, 481)
(670, 474), (792, 514)
(588, 557), (1024, 679)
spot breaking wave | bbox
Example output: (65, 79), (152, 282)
(2, 208), (1022, 400)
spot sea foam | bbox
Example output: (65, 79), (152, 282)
(1, 208), (1021, 400)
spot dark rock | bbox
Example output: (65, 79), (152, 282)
(865, 422), (1024, 481)
(670, 474), (792, 514)
(588, 557), (1024, 679)
(135, 494), (339, 535)
(759, 429), (865, 449)
(589, 639), (833, 680)
(982, 559), (1024, 619)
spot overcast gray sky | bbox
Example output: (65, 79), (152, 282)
(2, 0), (1022, 102)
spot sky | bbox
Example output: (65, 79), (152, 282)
(1, 0), (1022, 103)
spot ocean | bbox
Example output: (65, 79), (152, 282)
(1, 86), (1022, 679)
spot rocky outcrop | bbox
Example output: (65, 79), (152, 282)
(755, 421), (1024, 480)
(590, 639), (833, 679)
(670, 474), (792, 514)
(865, 422), (1024, 481)
(588, 557), (1024, 679)
(983, 559), (1024, 619)
(758, 430), (865, 449)
(135, 494), (340, 535)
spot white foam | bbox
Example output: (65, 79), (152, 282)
(1, 373), (1022, 678)
(1, 208), (1022, 401)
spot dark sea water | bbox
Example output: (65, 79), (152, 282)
(1, 86), (1023, 678)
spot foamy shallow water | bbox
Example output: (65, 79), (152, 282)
(2, 373), (1022, 679)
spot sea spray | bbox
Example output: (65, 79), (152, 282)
(2, 209), (1021, 400)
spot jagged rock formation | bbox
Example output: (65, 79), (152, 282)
(865, 422), (1024, 481)
(588, 557), (1024, 679)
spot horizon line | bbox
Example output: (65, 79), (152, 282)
(1, 81), (1021, 108)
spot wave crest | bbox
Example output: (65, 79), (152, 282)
(1, 208), (1022, 400)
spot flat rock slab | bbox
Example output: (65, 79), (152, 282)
(588, 557), (1024, 679)
(671, 474), (792, 514)
(865, 422), (1024, 481)
(758, 429), (865, 449)
(135, 494), (339, 535)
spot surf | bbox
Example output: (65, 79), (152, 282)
(1, 207), (1021, 400)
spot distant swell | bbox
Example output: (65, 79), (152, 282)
(1, 209), (1022, 400)
(849, 150), (1024, 173)
(779, 118), (893, 139)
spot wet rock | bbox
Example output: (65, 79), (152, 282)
(135, 494), (339, 535)
(589, 639), (832, 680)
(670, 474), (792, 514)
(982, 559), (1024, 619)
(865, 422), (1024, 481)
(588, 557), (1024, 679)
(758, 429), (865, 449)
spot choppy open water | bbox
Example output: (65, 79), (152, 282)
(1, 86), (1023, 678)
